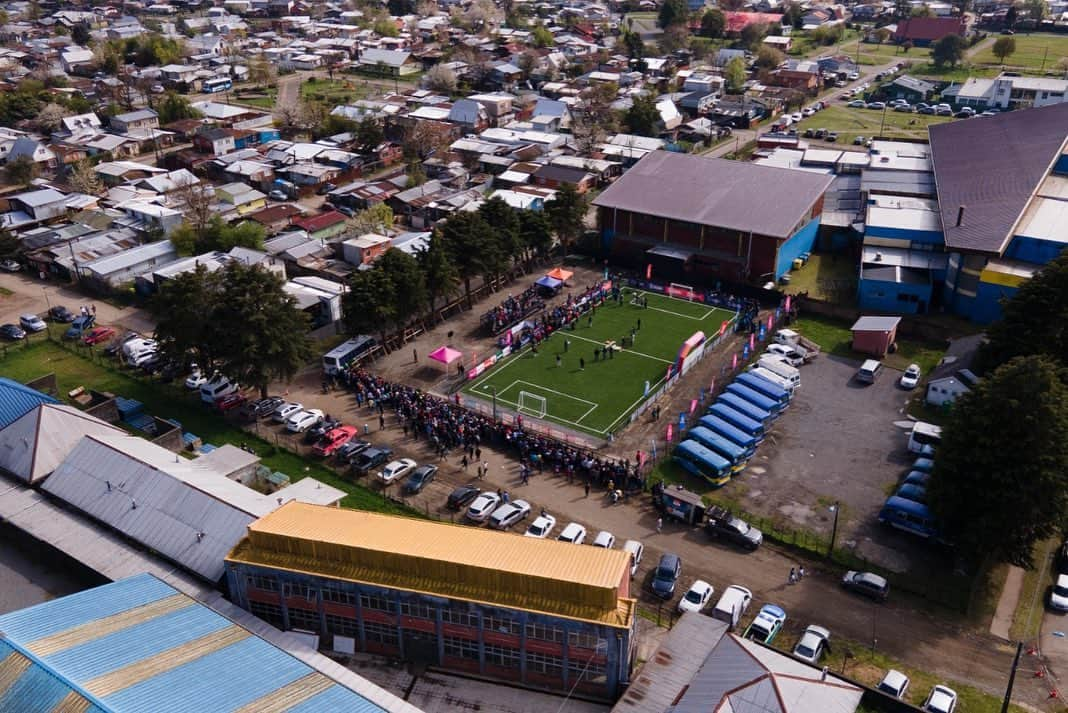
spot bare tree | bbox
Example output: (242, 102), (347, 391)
(67, 159), (104, 196)
(425, 63), (458, 93)
(570, 81), (618, 154)
(171, 174), (215, 238)
(34, 103), (70, 133)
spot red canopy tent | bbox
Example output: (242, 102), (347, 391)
(546, 267), (574, 282)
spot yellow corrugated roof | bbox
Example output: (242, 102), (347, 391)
(229, 502), (634, 628)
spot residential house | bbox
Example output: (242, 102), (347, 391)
(893, 16), (966, 46)
(291, 210), (348, 241)
(887, 75), (936, 103)
(194, 127), (237, 156)
(723, 11), (784, 34)
(5, 137), (57, 169)
(159, 64), (201, 84)
(926, 369), (979, 408)
(531, 164), (596, 193)
(110, 109), (160, 133)
(215, 182), (267, 215)
(986, 74), (1068, 110)
(246, 204), (304, 233)
(358, 48), (419, 76)
(9, 189), (69, 222)
(82, 240), (179, 290)
(59, 46), (95, 74)
(341, 233), (391, 266)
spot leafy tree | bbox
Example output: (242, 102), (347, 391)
(374, 16), (400, 37)
(622, 28), (646, 58)
(1024, 0), (1047, 19)
(0, 230), (19, 260)
(247, 54), (277, 86)
(71, 22), (91, 46)
(532, 24), (554, 47)
(214, 262), (312, 398)
(809, 23), (844, 45)
(1005, 4), (1018, 28)
(901, 39), (914, 53)
(976, 252), (1068, 372)
(874, 27), (892, 44)
(724, 56), (747, 93)
(755, 45), (785, 70)
(377, 248), (427, 331)
(68, 159), (103, 196)
(992, 36), (1016, 64)
(657, 0), (688, 28)
(570, 81), (618, 155)
(5, 156), (37, 186)
(356, 117), (384, 153)
(740, 22), (768, 51)
(518, 209), (553, 260)
(343, 267), (397, 347)
(658, 24), (690, 53)
(783, 2), (804, 29)
(623, 93), (660, 136)
(417, 233), (460, 320)
(439, 211), (494, 307)
(348, 203), (394, 235)
(150, 265), (223, 370)
(545, 183), (587, 258)
(387, 0), (414, 15)
(928, 356), (1068, 568)
(479, 196), (521, 262)
(169, 223), (199, 257)
(932, 34), (966, 67)
(700, 8), (726, 37)
(157, 92), (200, 124)
(910, 5), (934, 16)
(214, 221), (266, 252)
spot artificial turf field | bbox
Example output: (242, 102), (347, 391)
(462, 289), (736, 438)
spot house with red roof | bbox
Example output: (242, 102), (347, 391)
(723, 11), (784, 35)
(291, 210), (348, 241)
(893, 16), (966, 46)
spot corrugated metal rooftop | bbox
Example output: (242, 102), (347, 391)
(0, 377), (59, 430)
(0, 574), (391, 713)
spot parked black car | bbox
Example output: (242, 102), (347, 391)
(336, 438), (371, 462)
(403, 465), (438, 495)
(0, 324), (27, 340)
(351, 446), (393, 475)
(447, 485), (481, 510)
(305, 417), (342, 444)
(841, 571), (889, 602)
(103, 331), (142, 356)
(705, 507), (763, 551)
(237, 396), (285, 422)
(651, 553), (682, 599)
(48, 305), (75, 323)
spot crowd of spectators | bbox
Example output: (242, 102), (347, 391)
(480, 286), (545, 335)
(508, 282), (613, 349)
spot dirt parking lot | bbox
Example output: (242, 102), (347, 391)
(741, 354), (929, 573)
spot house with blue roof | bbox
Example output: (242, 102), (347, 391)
(0, 377), (58, 430)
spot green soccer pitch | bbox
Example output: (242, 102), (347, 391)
(462, 289), (736, 438)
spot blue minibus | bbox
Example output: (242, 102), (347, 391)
(687, 426), (749, 472)
(726, 383), (784, 415)
(736, 371), (791, 408)
(698, 415), (759, 454)
(717, 393), (775, 426)
(707, 403), (765, 439)
(878, 495), (938, 539)
(674, 439), (733, 487)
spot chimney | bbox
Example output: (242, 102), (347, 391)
(956, 205), (965, 227)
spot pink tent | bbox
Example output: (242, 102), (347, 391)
(428, 346), (463, 365)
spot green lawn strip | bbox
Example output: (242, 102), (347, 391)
(782, 254), (857, 303)
(793, 315), (945, 374)
(797, 105), (953, 145)
(462, 292), (733, 437)
(0, 339), (411, 515)
(909, 62), (999, 81)
(818, 635), (1027, 713)
(1010, 537), (1058, 642)
(970, 33), (1068, 72)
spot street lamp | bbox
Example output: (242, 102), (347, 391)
(827, 500), (840, 559)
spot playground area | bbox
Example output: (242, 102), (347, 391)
(462, 287), (736, 440)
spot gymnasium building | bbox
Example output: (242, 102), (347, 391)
(225, 502), (637, 702)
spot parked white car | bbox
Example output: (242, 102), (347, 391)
(272, 401), (304, 422)
(900, 363), (922, 389)
(185, 369), (208, 389)
(765, 343), (804, 367)
(524, 512), (557, 538)
(592, 531), (616, 549)
(923, 685), (958, 713)
(792, 625), (831, 664)
(18, 313), (46, 332)
(877, 670), (910, 699)
(678, 580), (715, 613)
(489, 500), (531, 529)
(285, 408), (325, 433)
(1051, 574), (1068, 611)
(466, 492), (501, 522)
(557, 522), (587, 544)
(377, 457), (417, 484)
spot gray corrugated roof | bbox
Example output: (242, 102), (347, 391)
(0, 404), (123, 484)
(851, 315), (901, 331)
(929, 103), (1068, 254)
(593, 151), (833, 239)
(671, 635), (770, 713)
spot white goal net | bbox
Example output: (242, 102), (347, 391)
(668, 283), (696, 301)
(518, 391), (547, 418)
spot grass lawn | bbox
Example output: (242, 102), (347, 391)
(238, 94), (276, 109)
(797, 104), (953, 144)
(970, 33), (1068, 74)
(908, 62), (999, 81)
(782, 254), (857, 304)
(300, 77), (369, 105)
(836, 39), (911, 65)
(793, 314), (946, 374)
(0, 339), (410, 515)
(462, 290), (735, 438)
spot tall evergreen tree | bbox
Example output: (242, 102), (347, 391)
(343, 267), (398, 348)
(418, 234), (460, 321)
(545, 183), (588, 257)
(377, 248), (427, 333)
(439, 211), (494, 307)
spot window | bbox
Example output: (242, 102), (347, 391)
(484, 643), (520, 668)
(363, 622), (398, 646)
(399, 600), (434, 619)
(484, 615), (520, 636)
(285, 582), (312, 599)
(443, 636), (480, 661)
(325, 613), (358, 637)
(567, 630), (604, 650)
(360, 593), (396, 613)
(441, 608), (479, 627)
(247, 574), (278, 592)
(569, 657), (608, 685)
(526, 651), (563, 678)
(288, 607), (320, 631)
(525, 622), (564, 643)
(322, 586), (354, 605)
(249, 601), (284, 628)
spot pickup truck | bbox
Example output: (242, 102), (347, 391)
(705, 506), (763, 551)
(773, 328), (820, 362)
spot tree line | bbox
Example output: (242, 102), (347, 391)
(342, 188), (587, 348)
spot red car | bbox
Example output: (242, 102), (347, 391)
(313, 425), (358, 457)
(216, 392), (248, 412)
(83, 326), (117, 345)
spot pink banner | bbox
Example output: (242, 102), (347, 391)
(732, 353), (738, 369)
(785, 295), (792, 311)
(646, 263), (652, 280)
(637, 450), (646, 466)
(767, 314), (774, 330)
(666, 424), (674, 442)
(749, 333), (755, 350)
(689, 399), (698, 415)
(710, 378), (715, 393)
(719, 320), (728, 336)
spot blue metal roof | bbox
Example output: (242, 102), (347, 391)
(0, 574), (390, 713)
(0, 377), (58, 430)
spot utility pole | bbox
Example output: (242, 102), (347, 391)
(1000, 641), (1023, 713)
(1040, 46), (1049, 73)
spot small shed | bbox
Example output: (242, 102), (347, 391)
(925, 369), (979, 408)
(850, 315), (901, 357)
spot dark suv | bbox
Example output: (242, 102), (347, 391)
(351, 446), (393, 476)
(841, 571), (889, 601)
(651, 553), (682, 599)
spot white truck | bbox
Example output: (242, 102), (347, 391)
(773, 328), (820, 363)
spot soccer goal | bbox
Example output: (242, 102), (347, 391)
(668, 282), (697, 301)
(518, 390), (548, 418)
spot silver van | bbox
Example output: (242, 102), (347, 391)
(856, 359), (882, 384)
(711, 584), (752, 630)
(622, 540), (644, 578)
